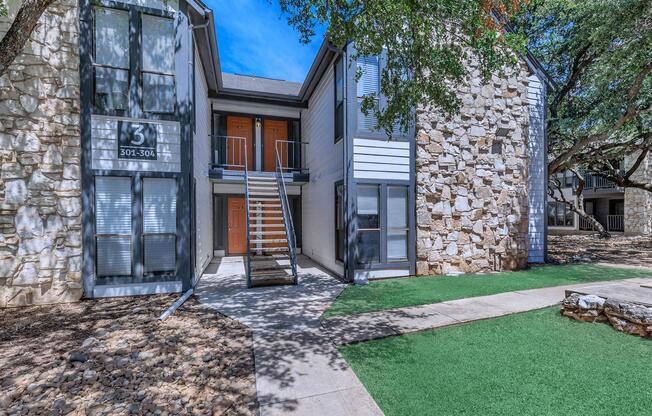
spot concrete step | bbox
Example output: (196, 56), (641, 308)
(250, 254), (290, 262)
(249, 197), (281, 202)
(250, 273), (295, 287)
(248, 224), (286, 228)
(249, 190), (279, 196)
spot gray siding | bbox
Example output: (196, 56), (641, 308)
(91, 115), (181, 172)
(527, 73), (547, 263)
(300, 59), (345, 276)
(353, 138), (410, 181)
(193, 48), (213, 280)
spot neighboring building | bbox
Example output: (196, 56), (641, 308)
(0, 0), (549, 307)
(547, 153), (652, 236)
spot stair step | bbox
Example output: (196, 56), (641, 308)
(248, 224), (286, 228)
(250, 210), (283, 215)
(250, 216), (284, 221)
(249, 186), (278, 191)
(249, 202), (281, 207)
(250, 231), (286, 235)
(250, 274), (295, 287)
(249, 196), (278, 202)
(250, 247), (290, 253)
(250, 254), (290, 261)
(250, 266), (291, 275)
(250, 239), (288, 244)
(249, 190), (279, 195)
(248, 176), (276, 181)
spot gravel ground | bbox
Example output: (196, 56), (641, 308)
(548, 234), (652, 267)
(0, 295), (258, 416)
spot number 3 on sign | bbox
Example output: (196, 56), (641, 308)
(131, 124), (145, 145)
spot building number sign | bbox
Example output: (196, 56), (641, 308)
(117, 121), (158, 160)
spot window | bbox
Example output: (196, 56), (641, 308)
(93, 7), (129, 111)
(92, 7), (175, 115)
(387, 186), (408, 262)
(554, 171), (574, 188)
(548, 202), (574, 227)
(356, 56), (380, 132)
(334, 56), (344, 142)
(142, 15), (175, 113)
(143, 178), (177, 274)
(356, 185), (380, 263)
(335, 183), (345, 262)
(95, 177), (132, 276)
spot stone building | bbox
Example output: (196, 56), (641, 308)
(1, 0), (550, 307)
(0, 0), (83, 306)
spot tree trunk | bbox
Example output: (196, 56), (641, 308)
(0, 0), (57, 78)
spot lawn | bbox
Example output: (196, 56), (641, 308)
(323, 264), (652, 317)
(339, 307), (652, 416)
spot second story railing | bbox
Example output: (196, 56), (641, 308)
(211, 135), (249, 170)
(583, 173), (622, 190)
(211, 136), (308, 175)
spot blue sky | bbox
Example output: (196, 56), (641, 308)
(205, 0), (325, 83)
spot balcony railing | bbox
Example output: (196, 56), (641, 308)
(583, 173), (621, 190)
(211, 135), (249, 170)
(579, 215), (598, 231)
(607, 215), (624, 232)
(210, 136), (308, 175)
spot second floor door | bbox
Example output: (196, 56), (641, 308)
(263, 119), (288, 172)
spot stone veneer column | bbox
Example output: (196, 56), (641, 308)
(0, 0), (82, 306)
(415, 62), (530, 275)
(624, 151), (652, 236)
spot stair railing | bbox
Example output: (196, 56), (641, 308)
(243, 138), (253, 288)
(275, 142), (298, 284)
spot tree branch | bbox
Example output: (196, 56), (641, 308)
(0, 0), (57, 78)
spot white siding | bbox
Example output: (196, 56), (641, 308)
(91, 115), (181, 172)
(527, 74), (547, 262)
(300, 61), (344, 276)
(353, 138), (410, 181)
(193, 48), (213, 280)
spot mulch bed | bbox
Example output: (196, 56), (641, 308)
(0, 295), (258, 415)
(548, 234), (652, 267)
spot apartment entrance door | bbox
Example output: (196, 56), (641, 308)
(226, 116), (254, 170)
(263, 119), (288, 172)
(227, 197), (247, 255)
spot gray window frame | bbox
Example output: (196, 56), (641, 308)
(91, 3), (177, 119)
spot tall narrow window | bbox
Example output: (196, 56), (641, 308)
(93, 7), (129, 111)
(334, 56), (344, 142)
(142, 15), (175, 113)
(387, 186), (408, 262)
(356, 56), (380, 132)
(335, 183), (345, 262)
(356, 185), (380, 264)
(95, 177), (132, 276)
(143, 178), (177, 274)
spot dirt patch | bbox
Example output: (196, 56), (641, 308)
(548, 235), (652, 268)
(0, 295), (258, 415)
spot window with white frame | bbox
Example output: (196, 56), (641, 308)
(548, 201), (574, 227)
(93, 7), (130, 111)
(356, 185), (381, 264)
(387, 186), (408, 262)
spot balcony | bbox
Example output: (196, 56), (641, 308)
(208, 136), (309, 183)
(578, 214), (624, 232)
(582, 173), (624, 194)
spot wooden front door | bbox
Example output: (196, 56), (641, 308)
(227, 197), (247, 255)
(263, 119), (288, 172)
(226, 116), (254, 170)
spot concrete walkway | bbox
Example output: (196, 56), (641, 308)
(196, 256), (383, 416)
(322, 277), (652, 345)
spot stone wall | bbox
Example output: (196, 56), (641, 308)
(415, 62), (530, 275)
(561, 293), (652, 338)
(0, 0), (82, 307)
(624, 151), (652, 236)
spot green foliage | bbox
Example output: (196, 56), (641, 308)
(0, 1), (7, 18)
(277, 0), (528, 136)
(516, 0), (652, 174)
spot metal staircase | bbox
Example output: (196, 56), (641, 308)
(245, 172), (298, 287)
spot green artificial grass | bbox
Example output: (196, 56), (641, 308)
(323, 264), (652, 318)
(340, 307), (652, 416)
